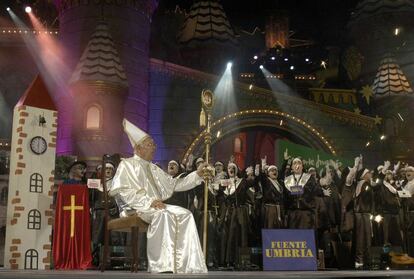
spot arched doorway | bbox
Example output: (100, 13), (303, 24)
(182, 109), (336, 167)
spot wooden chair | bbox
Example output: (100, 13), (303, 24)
(102, 214), (149, 272)
(99, 155), (149, 272)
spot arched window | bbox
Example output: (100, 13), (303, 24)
(24, 249), (38, 270)
(27, 209), (41, 230)
(85, 105), (101, 129)
(0, 187), (7, 205)
(30, 173), (43, 193)
(234, 137), (242, 153)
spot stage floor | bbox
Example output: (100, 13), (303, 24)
(1, 270), (414, 279)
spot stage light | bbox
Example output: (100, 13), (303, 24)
(374, 215), (383, 223)
(321, 60), (327, 69)
(25, 6), (32, 13)
(394, 27), (400, 36)
(259, 65), (264, 69)
(227, 62), (232, 69)
(365, 141), (371, 147)
(271, 56), (276, 60)
(253, 55), (258, 60)
(305, 58), (310, 62)
(216, 130), (221, 138)
(284, 58), (288, 62)
(280, 120), (283, 126)
(380, 135), (386, 140)
(6, 7), (11, 11)
(290, 65), (295, 70)
(249, 84), (253, 90)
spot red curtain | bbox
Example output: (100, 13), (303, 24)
(53, 185), (92, 269)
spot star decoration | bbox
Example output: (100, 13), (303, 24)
(360, 85), (374, 105)
(374, 115), (382, 125)
(353, 107), (361, 114)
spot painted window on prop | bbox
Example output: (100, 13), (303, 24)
(30, 173), (43, 193)
(24, 249), (38, 270)
(27, 209), (41, 230)
(86, 105), (102, 129)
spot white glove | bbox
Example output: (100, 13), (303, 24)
(346, 167), (357, 186)
(261, 156), (267, 170)
(394, 161), (401, 173)
(354, 156), (361, 168)
(284, 149), (291, 160)
(383, 161), (391, 171)
(323, 188), (332, 197)
(255, 164), (260, 176)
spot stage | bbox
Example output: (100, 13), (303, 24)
(1, 270), (414, 279)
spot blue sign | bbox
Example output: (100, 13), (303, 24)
(262, 229), (317, 271)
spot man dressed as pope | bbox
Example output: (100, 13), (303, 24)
(109, 119), (208, 273)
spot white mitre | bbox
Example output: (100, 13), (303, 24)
(123, 118), (150, 147)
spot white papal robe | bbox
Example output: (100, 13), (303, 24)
(109, 155), (208, 273)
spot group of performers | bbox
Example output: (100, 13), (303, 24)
(161, 153), (414, 270)
(62, 149), (414, 270)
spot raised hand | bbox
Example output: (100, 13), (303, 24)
(394, 161), (401, 173)
(255, 164), (260, 176)
(322, 188), (332, 197)
(354, 156), (361, 168)
(284, 149), (291, 160)
(261, 156), (267, 169)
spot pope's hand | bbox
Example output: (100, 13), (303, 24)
(196, 162), (208, 177)
(151, 199), (166, 210)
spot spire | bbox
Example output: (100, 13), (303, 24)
(69, 22), (128, 87)
(178, 1), (238, 47)
(17, 75), (56, 111)
(372, 54), (413, 97)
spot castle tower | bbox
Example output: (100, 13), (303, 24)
(54, 0), (158, 156)
(4, 75), (57, 269)
(69, 22), (128, 165)
(178, 0), (239, 73)
(347, 0), (414, 83)
(372, 54), (414, 160)
(372, 54), (413, 97)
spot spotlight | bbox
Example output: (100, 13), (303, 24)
(290, 65), (295, 70)
(227, 62), (232, 69)
(271, 56), (276, 60)
(380, 135), (386, 141)
(259, 65), (264, 69)
(394, 28), (400, 36)
(305, 58), (310, 62)
(216, 131), (221, 138)
(253, 55), (258, 60)
(280, 120), (283, 126)
(284, 58), (289, 62)
(6, 7), (11, 11)
(249, 84), (253, 90)
(374, 215), (383, 223)
(25, 6), (32, 13)
(365, 141), (371, 147)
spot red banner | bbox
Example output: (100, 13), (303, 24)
(53, 185), (92, 269)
